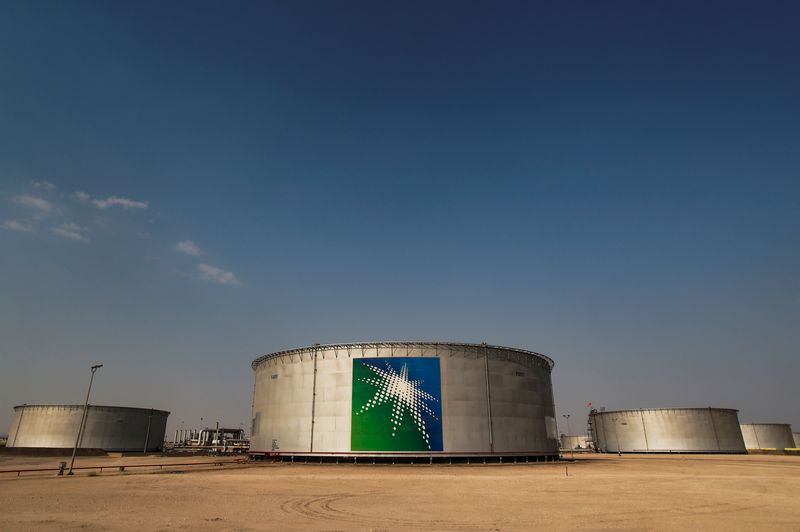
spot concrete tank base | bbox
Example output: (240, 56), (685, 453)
(250, 451), (561, 464)
(0, 447), (107, 457)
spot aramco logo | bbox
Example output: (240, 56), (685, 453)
(351, 357), (443, 452)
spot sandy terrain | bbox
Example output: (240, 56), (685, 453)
(1, 453), (798, 530)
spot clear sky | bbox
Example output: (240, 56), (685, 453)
(1, 1), (798, 437)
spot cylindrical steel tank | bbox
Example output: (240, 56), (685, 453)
(560, 434), (593, 450)
(794, 433), (800, 449)
(6, 405), (169, 452)
(590, 408), (746, 453)
(739, 423), (794, 450)
(250, 342), (558, 459)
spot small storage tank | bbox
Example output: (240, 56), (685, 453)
(739, 423), (794, 451)
(6, 404), (169, 452)
(591, 408), (746, 453)
(560, 434), (593, 450)
(250, 342), (559, 460)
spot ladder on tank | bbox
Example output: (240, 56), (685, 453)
(586, 410), (597, 450)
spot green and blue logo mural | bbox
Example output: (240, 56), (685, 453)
(351, 357), (443, 451)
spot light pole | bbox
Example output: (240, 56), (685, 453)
(68, 364), (103, 475)
(562, 414), (573, 459)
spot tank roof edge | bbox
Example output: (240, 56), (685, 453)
(13, 404), (170, 415)
(251, 341), (553, 370)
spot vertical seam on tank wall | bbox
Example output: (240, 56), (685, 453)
(546, 363), (557, 452)
(640, 410), (649, 451)
(251, 373), (257, 439)
(599, 415), (605, 452)
(309, 346), (318, 453)
(483, 344), (494, 453)
(708, 407), (720, 451)
(612, 415), (621, 453)
(11, 405), (24, 446)
(143, 409), (154, 452)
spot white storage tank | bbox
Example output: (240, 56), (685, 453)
(250, 342), (559, 460)
(590, 408), (746, 453)
(6, 404), (169, 452)
(560, 434), (593, 450)
(739, 423), (794, 451)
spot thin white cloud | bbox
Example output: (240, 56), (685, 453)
(2, 219), (34, 232)
(176, 239), (203, 256)
(50, 222), (89, 243)
(62, 222), (85, 232)
(13, 194), (53, 213)
(31, 180), (56, 192)
(74, 191), (148, 210)
(92, 196), (148, 210)
(198, 263), (244, 287)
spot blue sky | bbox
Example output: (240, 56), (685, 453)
(1, 1), (798, 436)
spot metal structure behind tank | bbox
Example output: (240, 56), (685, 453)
(591, 408), (746, 453)
(739, 423), (795, 450)
(6, 404), (169, 452)
(250, 341), (559, 458)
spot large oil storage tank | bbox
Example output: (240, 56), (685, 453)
(250, 342), (559, 460)
(590, 408), (746, 453)
(739, 423), (794, 450)
(560, 434), (593, 450)
(6, 405), (169, 452)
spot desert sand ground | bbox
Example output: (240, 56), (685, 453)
(1, 453), (798, 530)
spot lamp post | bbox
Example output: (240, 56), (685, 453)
(562, 414), (573, 459)
(68, 364), (103, 475)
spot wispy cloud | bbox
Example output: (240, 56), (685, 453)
(74, 191), (148, 210)
(2, 219), (34, 232)
(13, 194), (53, 213)
(198, 263), (244, 287)
(176, 239), (203, 256)
(31, 180), (56, 192)
(51, 222), (89, 243)
(92, 196), (148, 210)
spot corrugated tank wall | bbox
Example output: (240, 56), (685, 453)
(591, 408), (746, 453)
(250, 342), (558, 457)
(6, 405), (169, 451)
(739, 423), (794, 450)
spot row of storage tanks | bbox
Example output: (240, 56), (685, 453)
(580, 409), (798, 453)
(6, 342), (560, 457)
(4, 342), (798, 457)
(248, 342), (798, 458)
